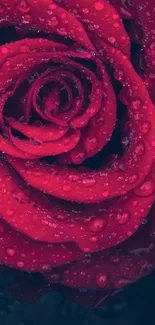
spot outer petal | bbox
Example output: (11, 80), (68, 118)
(0, 0), (94, 50)
(56, 0), (130, 55)
(46, 206), (155, 290)
(0, 217), (82, 271)
(2, 157), (155, 252)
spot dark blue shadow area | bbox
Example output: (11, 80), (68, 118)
(0, 270), (154, 325)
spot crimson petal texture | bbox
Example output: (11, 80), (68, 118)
(0, 0), (155, 308)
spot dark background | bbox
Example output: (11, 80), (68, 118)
(0, 269), (154, 325)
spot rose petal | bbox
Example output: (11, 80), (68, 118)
(0, 0), (94, 51)
(57, 0), (130, 55)
(53, 208), (155, 290)
(5, 118), (69, 142)
(3, 157), (155, 252)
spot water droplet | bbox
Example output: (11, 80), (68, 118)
(62, 138), (70, 145)
(131, 100), (141, 110)
(22, 14), (32, 24)
(49, 3), (56, 10)
(86, 137), (98, 151)
(139, 261), (152, 275)
(116, 211), (130, 224)
(69, 174), (79, 182)
(48, 17), (59, 26)
(102, 190), (110, 198)
(113, 278), (131, 289)
(96, 273), (108, 288)
(40, 264), (52, 271)
(89, 217), (106, 233)
(17, 261), (25, 268)
(112, 14), (119, 19)
(82, 8), (90, 13)
(1, 47), (9, 54)
(83, 178), (96, 187)
(132, 200), (138, 206)
(109, 255), (120, 264)
(108, 36), (116, 44)
(113, 23), (119, 28)
(49, 273), (60, 283)
(47, 10), (53, 15)
(127, 230), (133, 237)
(19, 45), (29, 52)
(94, 1), (105, 10)
(6, 209), (14, 216)
(63, 185), (72, 192)
(57, 27), (67, 35)
(61, 13), (67, 18)
(134, 179), (155, 197)
(7, 248), (16, 257)
(89, 236), (97, 243)
(135, 141), (145, 155)
(18, 1), (30, 13)
(128, 174), (138, 184)
(111, 232), (117, 238)
(83, 247), (90, 253)
(140, 121), (151, 134)
(113, 161), (124, 172)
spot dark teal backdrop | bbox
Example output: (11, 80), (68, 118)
(0, 270), (154, 325)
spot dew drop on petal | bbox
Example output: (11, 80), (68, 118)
(57, 27), (67, 35)
(89, 236), (97, 243)
(17, 1), (30, 13)
(7, 248), (16, 257)
(56, 214), (68, 221)
(48, 17), (59, 26)
(63, 185), (72, 192)
(131, 100), (141, 110)
(49, 3), (56, 10)
(135, 142), (145, 155)
(82, 8), (90, 14)
(94, 1), (105, 10)
(62, 137), (70, 145)
(139, 261), (153, 275)
(17, 261), (25, 268)
(116, 211), (130, 224)
(127, 230), (133, 237)
(19, 45), (30, 52)
(109, 256), (120, 265)
(96, 273), (108, 288)
(132, 200), (138, 206)
(140, 121), (151, 134)
(49, 273), (60, 284)
(83, 178), (96, 187)
(1, 47), (9, 54)
(40, 264), (52, 271)
(113, 278), (131, 289)
(102, 190), (110, 198)
(6, 209), (14, 216)
(22, 14), (32, 24)
(108, 37), (116, 44)
(111, 232), (117, 238)
(88, 217), (106, 233)
(134, 179), (155, 197)
(128, 174), (139, 184)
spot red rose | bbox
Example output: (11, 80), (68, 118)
(0, 0), (155, 307)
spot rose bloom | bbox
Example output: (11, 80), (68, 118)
(0, 0), (155, 307)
